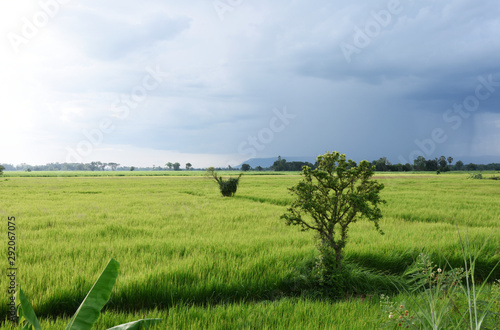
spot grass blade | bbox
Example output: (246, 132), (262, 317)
(106, 318), (163, 330)
(65, 258), (120, 330)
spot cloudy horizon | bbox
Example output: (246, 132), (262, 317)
(1, 0), (499, 168)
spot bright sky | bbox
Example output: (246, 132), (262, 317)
(1, 0), (499, 167)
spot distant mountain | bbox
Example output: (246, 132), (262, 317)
(236, 156), (317, 169)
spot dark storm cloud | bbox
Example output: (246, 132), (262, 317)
(2, 0), (499, 166)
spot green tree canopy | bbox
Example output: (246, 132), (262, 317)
(281, 151), (385, 271)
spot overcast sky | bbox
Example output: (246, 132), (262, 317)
(1, 0), (499, 167)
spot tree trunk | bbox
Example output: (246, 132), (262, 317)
(334, 246), (342, 271)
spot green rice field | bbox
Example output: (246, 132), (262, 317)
(0, 171), (499, 328)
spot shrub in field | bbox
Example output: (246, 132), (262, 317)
(468, 173), (483, 179)
(281, 152), (385, 296)
(16, 258), (161, 330)
(206, 167), (243, 197)
(0, 165), (4, 175)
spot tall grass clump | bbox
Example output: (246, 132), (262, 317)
(380, 230), (500, 329)
(206, 167), (243, 197)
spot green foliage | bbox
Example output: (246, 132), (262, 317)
(241, 164), (251, 172)
(65, 259), (120, 329)
(456, 230), (500, 329)
(281, 151), (385, 271)
(17, 259), (161, 330)
(290, 243), (405, 300)
(271, 156), (314, 171)
(373, 157), (390, 171)
(0, 165), (4, 175)
(381, 232), (500, 329)
(413, 156), (426, 171)
(310, 244), (347, 297)
(466, 163), (478, 171)
(17, 289), (42, 330)
(206, 167), (243, 197)
(468, 173), (483, 179)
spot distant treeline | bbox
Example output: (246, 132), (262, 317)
(0, 162), (170, 172)
(2, 155), (500, 173)
(369, 156), (500, 172)
(262, 156), (500, 172)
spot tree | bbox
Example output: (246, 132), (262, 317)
(241, 163), (251, 171)
(206, 167), (243, 197)
(0, 165), (4, 175)
(271, 157), (314, 171)
(414, 156), (426, 171)
(455, 160), (464, 171)
(425, 158), (438, 171)
(186, 163), (192, 170)
(392, 163), (404, 172)
(256, 166), (263, 171)
(438, 156), (447, 169)
(373, 157), (390, 171)
(130, 166), (135, 171)
(447, 156), (453, 165)
(466, 163), (477, 171)
(108, 162), (119, 171)
(272, 156), (287, 171)
(281, 152), (385, 271)
(403, 163), (413, 172)
(90, 161), (100, 171)
(166, 162), (173, 170)
(287, 161), (314, 171)
(173, 162), (181, 171)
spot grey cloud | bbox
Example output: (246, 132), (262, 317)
(57, 9), (190, 60)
